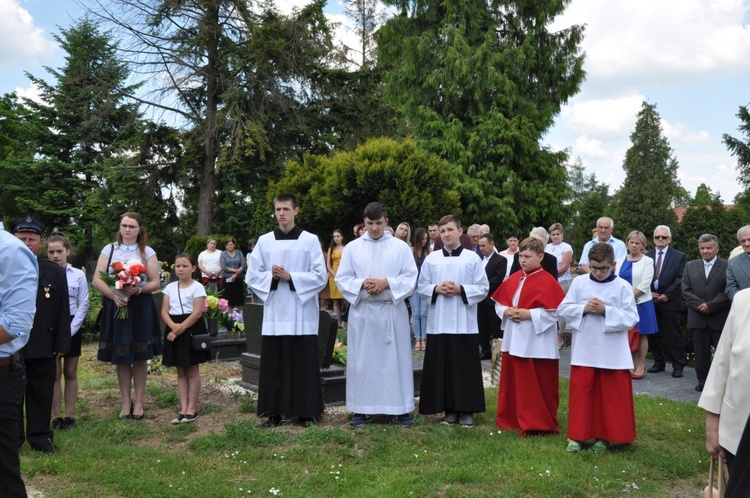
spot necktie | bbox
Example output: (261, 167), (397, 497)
(705, 262), (712, 279)
(654, 251), (663, 280)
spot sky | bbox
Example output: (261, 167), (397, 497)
(2, 0), (749, 203)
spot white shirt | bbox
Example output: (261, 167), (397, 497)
(162, 280), (206, 315)
(65, 264), (90, 335)
(198, 250), (222, 278)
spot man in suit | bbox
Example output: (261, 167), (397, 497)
(467, 224), (483, 258)
(428, 223), (440, 251)
(477, 234), (507, 359)
(681, 234), (730, 392)
(725, 224), (750, 300)
(12, 217), (71, 453)
(647, 225), (687, 378)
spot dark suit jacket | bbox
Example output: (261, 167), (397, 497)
(726, 253), (750, 300)
(510, 252), (558, 280)
(647, 247), (686, 311)
(483, 253), (507, 303)
(22, 258), (71, 359)
(681, 258), (730, 330)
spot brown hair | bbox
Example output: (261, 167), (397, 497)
(48, 231), (74, 256)
(588, 243), (614, 264)
(438, 214), (461, 228)
(116, 212), (148, 258)
(519, 236), (544, 255)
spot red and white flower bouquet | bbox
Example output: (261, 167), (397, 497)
(99, 259), (148, 319)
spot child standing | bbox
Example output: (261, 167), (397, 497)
(161, 253), (209, 424)
(47, 232), (90, 430)
(493, 236), (565, 435)
(558, 243), (639, 452)
(417, 215), (489, 427)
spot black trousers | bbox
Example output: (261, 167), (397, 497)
(18, 357), (55, 450)
(651, 308), (686, 368)
(477, 300), (502, 352)
(257, 336), (323, 420)
(1, 359), (28, 497)
(692, 327), (722, 385)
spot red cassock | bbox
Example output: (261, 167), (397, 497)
(567, 366), (636, 443)
(492, 268), (565, 435)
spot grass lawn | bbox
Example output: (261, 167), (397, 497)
(22, 345), (708, 497)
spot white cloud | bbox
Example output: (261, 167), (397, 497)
(661, 120), (712, 146)
(573, 134), (609, 157)
(560, 94), (643, 137)
(0, 0), (56, 67)
(14, 82), (44, 104)
(553, 0), (750, 89)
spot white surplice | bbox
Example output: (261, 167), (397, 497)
(558, 275), (638, 370)
(335, 231), (418, 414)
(417, 249), (489, 335)
(245, 227), (327, 336)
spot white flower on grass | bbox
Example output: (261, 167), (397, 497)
(269, 488), (280, 495)
(414, 454), (419, 458)
(632, 483), (639, 490)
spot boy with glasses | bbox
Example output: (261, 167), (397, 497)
(558, 243), (639, 452)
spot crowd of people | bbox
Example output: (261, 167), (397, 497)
(3, 200), (750, 495)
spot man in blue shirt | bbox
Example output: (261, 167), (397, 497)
(579, 217), (627, 273)
(0, 221), (38, 497)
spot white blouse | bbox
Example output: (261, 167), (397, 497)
(162, 280), (206, 315)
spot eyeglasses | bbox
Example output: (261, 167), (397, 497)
(654, 235), (670, 240)
(121, 224), (139, 230)
(590, 265), (612, 273)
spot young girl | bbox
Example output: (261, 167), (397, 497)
(326, 229), (347, 328)
(161, 253), (209, 424)
(48, 232), (90, 430)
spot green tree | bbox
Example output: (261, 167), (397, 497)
(268, 138), (461, 238)
(690, 183), (719, 207)
(723, 104), (750, 190)
(95, 0), (337, 236)
(19, 20), (147, 261)
(377, 0), (585, 234)
(609, 102), (681, 237)
(565, 157), (610, 259)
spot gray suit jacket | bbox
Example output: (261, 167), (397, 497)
(681, 258), (730, 330)
(726, 253), (750, 300)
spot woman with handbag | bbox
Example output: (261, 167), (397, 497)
(93, 212), (163, 420)
(614, 231), (658, 379)
(161, 253), (209, 424)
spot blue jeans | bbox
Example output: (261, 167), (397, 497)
(411, 293), (429, 339)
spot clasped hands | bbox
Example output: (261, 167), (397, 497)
(167, 324), (186, 342)
(435, 280), (460, 297)
(584, 297), (605, 315)
(503, 307), (531, 322)
(363, 278), (388, 295)
(272, 265), (291, 281)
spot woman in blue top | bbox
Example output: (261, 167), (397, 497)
(614, 230), (658, 379)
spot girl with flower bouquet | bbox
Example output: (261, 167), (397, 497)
(92, 212), (162, 420)
(161, 253), (209, 424)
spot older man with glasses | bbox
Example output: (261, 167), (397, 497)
(646, 225), (687, 378)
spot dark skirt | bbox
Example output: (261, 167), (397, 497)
(222, 279), (244, 307)
(257, 335), (323, 420)
(64, 315), (82, 358)
(419, 334), (486, 415)
(97, 294), (162, 364)
(163, 314), (211, 368)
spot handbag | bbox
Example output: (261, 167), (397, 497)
(177, 285), (212, 352)
(628, 326), (640, 353)
(704, 456), (727, 498)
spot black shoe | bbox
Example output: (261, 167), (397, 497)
(63, 417), (76, 430)
(695, 384), (704, 392)
(51, 417), (64, 430)
(298, 417), (318, 427)
(261, 415), (283, 428)
(349, 414), (374, 427)
(647, 364), (666, 373)
(672, 368), (683, 378)
(32, 443), (59, 453)
(181, 413), (199, 424)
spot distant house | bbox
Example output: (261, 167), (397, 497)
(673, 204), (735, 224)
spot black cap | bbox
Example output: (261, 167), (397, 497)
(11, 216), (45, 236)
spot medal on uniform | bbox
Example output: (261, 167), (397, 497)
(44, 285), (50, 299)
